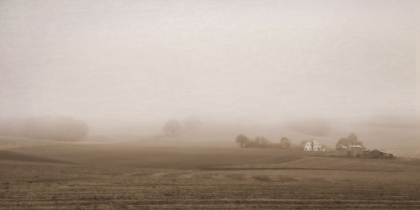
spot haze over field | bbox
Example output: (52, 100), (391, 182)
(2, 1), (420, 209)
(1, 0), (418, 126)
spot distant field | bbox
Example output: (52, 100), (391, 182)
(1, 141), (420, 209)
(213, 156), (420, 172)
(10, 144), (313, 169)
(384, 150), (420, 159)
(0, 136), (66, 150)
(0, 150), (71, 164)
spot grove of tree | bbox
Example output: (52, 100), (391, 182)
(235, 135), (272, 148)
(0, 116), (89, 142)
(335, 133), (364, 148)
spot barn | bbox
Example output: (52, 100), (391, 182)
(336, 144), (348, 156)
(335, 144), (363, 157)
(350, 145), (363, 157)
(361, 150), (394, 159)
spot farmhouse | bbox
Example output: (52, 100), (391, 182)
(303, 140), (324, 151)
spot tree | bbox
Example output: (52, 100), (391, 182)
(254, 136), (271, 148)
(236, 134), (250, 148)
(348, 133), (358, 143)
(335, 133), (364, 148)
(235, 135), (272, 148)
(280, 137), (291, 149)
(163, 119), (182, 136)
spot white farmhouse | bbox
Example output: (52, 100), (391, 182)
(303, 140), (323, 151)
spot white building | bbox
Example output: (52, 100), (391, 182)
(304, 140), (323, 151)
(349, 145), (363, 157)
(336, 144), (349, 156)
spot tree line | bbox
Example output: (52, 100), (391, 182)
(236, 134), (292, 149)
(163, 116), (202, 136)
(236, 132), (362, 150)
(0, 116), (89, 142)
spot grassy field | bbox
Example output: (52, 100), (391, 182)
(1, 139), (420, 209)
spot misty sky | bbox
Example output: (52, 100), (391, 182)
(0, 0), (418, 124)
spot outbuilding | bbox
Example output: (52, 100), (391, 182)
(350, 145), (363, 157)
(336, 144), (348, 156)
(361, 150), (394, 159)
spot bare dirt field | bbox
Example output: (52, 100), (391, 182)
(1, 142), (420, 209)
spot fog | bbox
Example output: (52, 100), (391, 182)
(2, 3), (420, 208)
(0, 0), (418, 131)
